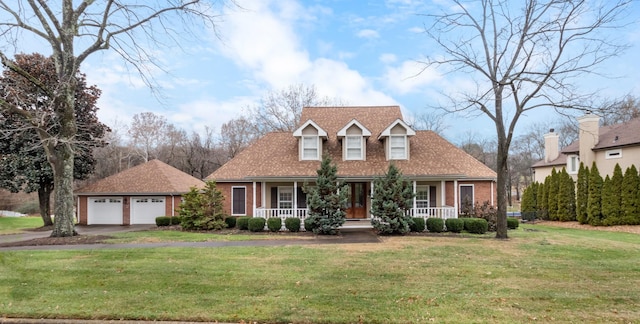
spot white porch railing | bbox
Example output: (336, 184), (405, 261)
(254, 207), (457, 231)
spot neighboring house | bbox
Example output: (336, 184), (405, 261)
(532, 114), (640, 182)
(76, 159), (204, 225)
(206, 106), (497, 223)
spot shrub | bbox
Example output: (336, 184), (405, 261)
(169, 216), (182, 225)
(426, 218), (444, 233)
(410, 217), (425, 232)
(236, 216), (250, 230)
(472, 201), (497, 231)
(285, 218), (301, 232)
(224, 217), (237, 228)
(267, 217), (282, 232)
(507, 217), (519, 229)
(304, 155), (348, 235)
(445, 218), (464, 233)
(303, 218), (316, 232)
(179, 181), (228, 231)
(248, 217), (266, 232)
(155, 216), (171, 226)
(16, 201), (39, 215)
(465, 218), (488, 234)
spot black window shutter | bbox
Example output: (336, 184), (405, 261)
(297, 187), (307, 208)
(271, 187), (278, 208)
(430, 186), (437, 207)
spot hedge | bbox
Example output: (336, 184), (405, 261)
(285, 218), (301, 232)
(445, 218), (464, 233)
(426, 218), (444, 233)
(236, 217), (251, 230)
(303, 218), (316, 232)
(267, 217), (282, 232)
(155, 216), (171, 226)
(224, 217), (237, 229)
(248, 217), (266, 232)
(410, 217), (425, 232)
(507, 217), (519, 229)
(465, 218), (488, 234)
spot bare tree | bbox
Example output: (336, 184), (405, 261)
(181, 127), (222, 179)
(599, 95), (640, 126)
(219, 116), (258, 159)
(0, 1), (225, 236)
(408, 111), (449, 135)
(249, 83), (344, 135)
(421, 0), (631, 239)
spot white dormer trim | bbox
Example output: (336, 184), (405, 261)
(377, 119), (416, 140)
(378, 119), (415, 160)
(337, 119), (372, 137)
(293, 119), (328, 138)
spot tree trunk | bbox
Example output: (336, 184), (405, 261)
(495, 137), (509, 239)
(50, 144), (77, 237)
(38, 184), (54, 226)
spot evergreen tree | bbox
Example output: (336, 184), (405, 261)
(370, 164), (415, 234)
(587, 162), (604, 226)
(558, 169), (576, 221)
(547, 168), (560, 221)
(180, 181), (228, 230)
(520, 182), (538, 221)
(576, 162), (590, 224)
(304, 155), (348, 235)
(601, 175), (612, 224)
(621, 165), (640, 225)
(538, 176), (549, 220)
(603, 164), (624, 225)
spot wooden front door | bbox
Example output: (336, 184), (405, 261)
(346, 182), (367, 219)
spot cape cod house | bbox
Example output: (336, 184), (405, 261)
(532, 114), (640, 182)
(206, 106), (497, 225)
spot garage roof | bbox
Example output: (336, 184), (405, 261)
(77, 159), (205, 195)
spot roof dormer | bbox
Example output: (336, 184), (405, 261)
(293, 119), (327, 161)
(378, 119), (416, 160)
(338, 119), (371, 161)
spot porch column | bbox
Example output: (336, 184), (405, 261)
(293, 181), (298, 212)
(252, 182), (257, 216)
(412, 180), (417, 212)
(454, 180), (458, 216)
(440, 180), (446, 207)
(262, 181), (266, 208)
(370, 180), (374, 197)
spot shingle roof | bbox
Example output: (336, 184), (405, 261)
(561, 117), (640, 153)
(531, 154), (567, 168)
(77, 159), (205, 195)
(207, 106), (496, 181)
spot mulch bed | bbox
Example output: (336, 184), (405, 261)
(0, 234), (113, 248)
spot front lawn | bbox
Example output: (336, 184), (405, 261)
(1, 224), (639, 323)
(0, 216), (44, 235)
(106, 229), (313, 243)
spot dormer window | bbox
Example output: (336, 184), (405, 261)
(378, 119), (416, 161)
(338, 119), (371, 161)
(302, 136), (319, 160)
(390, 135), (407, 159)
(293, 119), (327, 161)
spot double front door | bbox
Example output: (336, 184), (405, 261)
(346, 182), (367, 219)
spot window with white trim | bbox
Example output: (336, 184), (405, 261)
(605, 149), (622, 159)
(278, 187), (293, 209)
(346, 135), (363, 160)
(390, 135), (406, 159)
(459, 185), (474, 215)
(302, 136), (318, 160)
(567, 155), (579, 174)
(232, 187), (246, 215)
(416, 185), (429, 208)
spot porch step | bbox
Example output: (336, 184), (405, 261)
(341, 219), (373, 229)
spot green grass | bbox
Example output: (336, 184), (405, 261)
(1, 224), (639, 323)
(0, 216), (44, 234)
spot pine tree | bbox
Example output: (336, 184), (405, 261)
(538, 177), (549, 220)
(576, 162), (589, 224)
(303, 155), (348, 235)
(603, 164), (624, 225)
(370, 164), (415, 234)
(547, 168), (560, 221)
(179, 180), (228, 230)
(601, 175), (612, 224)
(558, 169), (576, 221)
(587, 162), (604, 226)
(621, 165), (640, 225)
(520, 182), (538, 221)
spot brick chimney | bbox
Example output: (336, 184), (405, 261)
(577, 113), (600, 167)
(544, 129), (560, 163)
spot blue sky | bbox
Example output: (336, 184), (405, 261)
(76, 0), (640, 142)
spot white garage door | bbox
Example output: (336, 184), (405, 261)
(131, 197), (166, 224)
(88, 197), (123, 225)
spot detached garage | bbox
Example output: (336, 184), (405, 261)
(76, 160), (205, 225)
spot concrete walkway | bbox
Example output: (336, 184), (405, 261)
(0, 226), (380, 251)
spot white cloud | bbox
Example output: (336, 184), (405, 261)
(379, 53), (397, 64)
(384, 60), (441, 94)
(172, 96), (257, 135)
(408, 26), (424, 34)
(356, 29), (380, 39)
